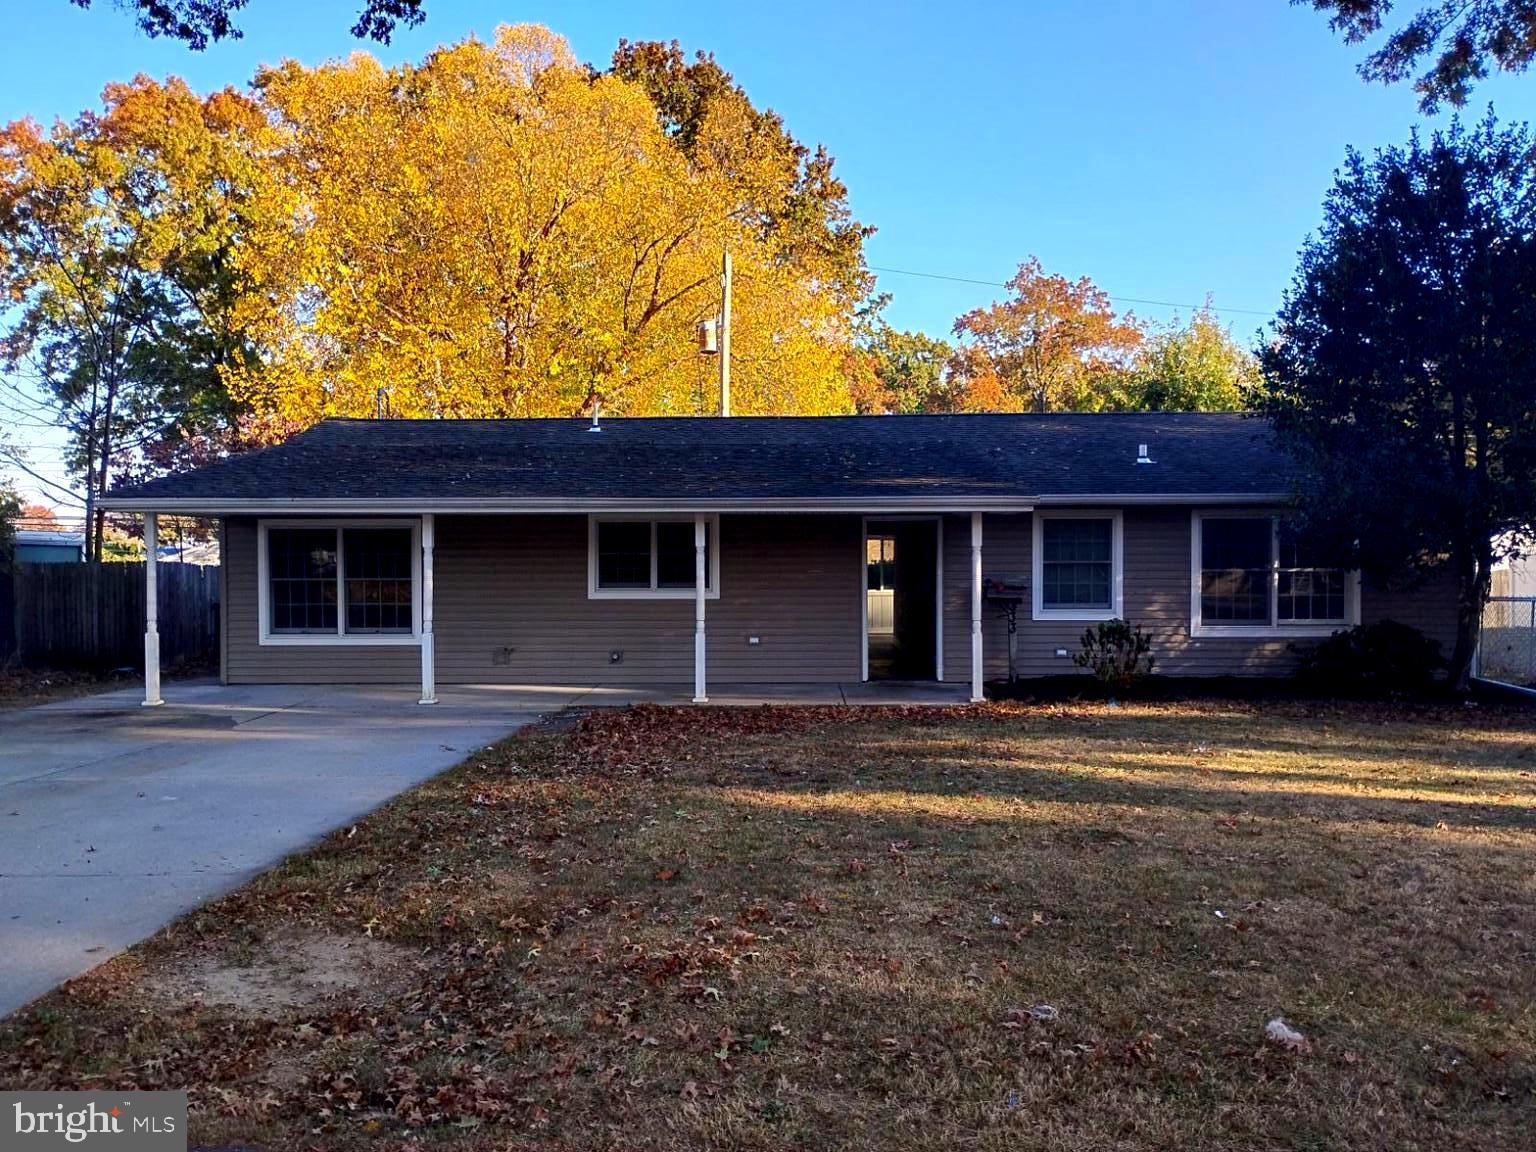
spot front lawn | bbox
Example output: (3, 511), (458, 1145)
(4, 700), (1535, 1150)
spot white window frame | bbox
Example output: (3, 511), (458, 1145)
(1190, 510), (1361, 638)
(587, 514), (721, 600)
(257, 518), (423, 646)
(1032, 510), (1124, 622)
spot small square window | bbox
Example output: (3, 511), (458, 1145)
(592, 518), (717, 597)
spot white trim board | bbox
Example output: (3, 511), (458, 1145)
(101, 492), (1299, 515)
(101, 496), (1043, 514)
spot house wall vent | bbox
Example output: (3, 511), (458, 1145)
(1135, 443), (1154, 465)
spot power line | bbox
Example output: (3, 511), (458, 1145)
(867, 265), (1275, 319)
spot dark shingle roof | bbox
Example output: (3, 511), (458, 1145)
(101, 413), (1294, 508)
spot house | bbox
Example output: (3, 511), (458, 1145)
(98, 413), (1458, 705)
(13, 530), (86, 564)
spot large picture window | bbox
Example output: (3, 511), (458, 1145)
(1032, 512), (1123, 621)
(259, 521), (420, 645)
(588, 516), (719, 599)
(1192, 513), (1356, 636)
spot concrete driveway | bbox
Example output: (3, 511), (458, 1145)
(0, 681), (595, 1018)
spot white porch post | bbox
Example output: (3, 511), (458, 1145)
(693, 515), (708, 703)
(143, 512), (162, 707)
(419, 514), (437, 705)
(970, 512), (984, 702)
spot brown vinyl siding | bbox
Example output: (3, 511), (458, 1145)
(224, 514), (861, 686)
(225, 510), (1458, 687)
(943, 510), (1460, 681)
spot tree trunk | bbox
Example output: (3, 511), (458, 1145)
(1447, 537), (1493, 694)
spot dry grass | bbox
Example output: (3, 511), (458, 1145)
(3, 699), (1535, 1151)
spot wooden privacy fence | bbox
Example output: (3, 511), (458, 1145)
(1, 562), (219, 670)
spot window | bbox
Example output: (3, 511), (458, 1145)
(589, 516), (719, 599)
(1032, 512), (1123, 621)
(1198, 518), (1271, 623)
(1192, 513), (1356, 635)
(866, 536), (896, 592)
(259, 521), (420, 645)
(268, 528), (338, 634)
(344, 529), (414, 633)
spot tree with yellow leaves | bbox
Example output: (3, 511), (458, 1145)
(232, 25), (865, 425)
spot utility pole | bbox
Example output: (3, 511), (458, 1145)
(719, 249), (732, 417)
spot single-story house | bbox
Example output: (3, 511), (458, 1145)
(14, 529), (85, 564)
(98, 412), (1457, 705)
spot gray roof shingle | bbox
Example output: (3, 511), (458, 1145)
(101, 413), (1295, 508)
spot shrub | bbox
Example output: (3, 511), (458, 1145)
(1074, 619), (1156, 688)
(1292, 619), (1444, 696)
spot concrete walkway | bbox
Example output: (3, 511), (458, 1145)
(0, 677), (966, 1018)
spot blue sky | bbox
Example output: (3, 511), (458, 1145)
(4, 0), (1535, 512)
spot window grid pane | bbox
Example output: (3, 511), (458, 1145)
(597, 522), (652, 588)
(268, 528), (338, 634)
(1041, 519), (1112, 609)
(1277, 526), (1347, 622)
(656, 521), (710, 589)
(344, 528), (413, 633)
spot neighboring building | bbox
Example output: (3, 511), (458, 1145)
(14, 530), (85, 564)
(158, 539), (221, 566)
(99, 413), (1459, 703)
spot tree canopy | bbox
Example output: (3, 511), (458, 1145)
(68, 0), (426, 49)
(950, 258), (1144, 412)
(1300, 0), (1536, 110)
(233, 26), (864, 425)
(1257, 112), (1536, 689)
(1118, 307), (1257, 412)
(0, 76), (263, 559)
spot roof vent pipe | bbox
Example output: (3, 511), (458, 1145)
(589, 401), (602, 433)
(1135, 443), (1154, 465)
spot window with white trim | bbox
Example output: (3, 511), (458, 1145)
(588, 516), (719, 599)
(259, 521), (420, 645)
(1192, 513), (1356, 635)
(1032, 512), (1123, 621)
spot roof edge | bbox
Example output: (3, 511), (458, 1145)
(97, 493), (1291, 514)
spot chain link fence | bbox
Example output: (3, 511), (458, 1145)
(1479, 597), (1536, 686)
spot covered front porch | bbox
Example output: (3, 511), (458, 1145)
(134, 510), (1001, 708)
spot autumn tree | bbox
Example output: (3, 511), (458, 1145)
(1117, 307), (1257, 411)
(949, 258), (1143, 412)
(18, 504), (62, 530)
(1257, 114), (1536, 690)
(68, 0), (426, 49)
(0, 78), (265, 560)
(234, 25), (859, 425)
(851, 320), (956, 413)
(1299, 0), (1536, 110)
(610, 39), (872, 311)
